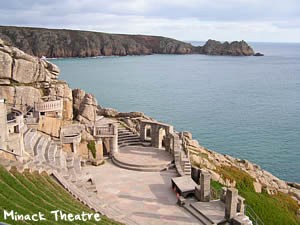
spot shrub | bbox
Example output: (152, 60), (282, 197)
(87, 140), (96, 159)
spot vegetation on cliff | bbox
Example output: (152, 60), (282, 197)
(211, 168), (300, 225)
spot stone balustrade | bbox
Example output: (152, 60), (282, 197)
(35, 99), (63, 112)
(94, 125), (114, 136)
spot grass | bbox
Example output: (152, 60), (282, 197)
(119, 123), (126, 128)
(87, 140), (96, 159)
(211, 166), (300, 225)
(0, 165), (121, 225)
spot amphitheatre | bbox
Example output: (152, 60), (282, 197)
(0, 34), (300, 225)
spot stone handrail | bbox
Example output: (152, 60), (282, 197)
(0, 148), (20, 160)
(35, 99), (62, 112)
(94, 126), (114, 136)
(7, 108), (24, 130)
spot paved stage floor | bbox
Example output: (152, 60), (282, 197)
(84, 160), (199, 225)
(115, 146), (173, 167)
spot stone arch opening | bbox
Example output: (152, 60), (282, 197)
(103, 138), (110, 156)
(158, 128), (166, 149)
(145, 124), (152, 140)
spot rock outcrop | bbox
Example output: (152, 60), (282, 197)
(72, 88), (98, 124)
(0, 26), (258, 57)
(200, 39), (255, 56)
(0, 38), (73, 119)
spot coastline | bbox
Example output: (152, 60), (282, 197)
(0, 37), (299, 223)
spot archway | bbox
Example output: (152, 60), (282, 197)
(145, 124), (152, 141)
(158, 128), (166, 149)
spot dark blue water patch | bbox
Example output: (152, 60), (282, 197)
(49, 42), (300, 183)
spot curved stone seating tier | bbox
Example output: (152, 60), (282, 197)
(112, 145), (173, 172)
(21, 128), (104, 214)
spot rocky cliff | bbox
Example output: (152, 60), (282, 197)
(201, 39), (255, 56)
(0, 38), (73, 120)
(0, 26), (257, 57)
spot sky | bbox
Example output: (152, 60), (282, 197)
(0, 0), (300, 43)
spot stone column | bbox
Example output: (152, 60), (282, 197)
(110, 124), (118, 156)
(221, 187), (227, 203)
(200, 171), (210, 202)
(237, 196), (245, 214)
(0, 100), (8, 151)
(95, 139), (103, 160)
(225, 188), (238, 220)
(152, 125), (159, 148)
(140, 121), (146, 142)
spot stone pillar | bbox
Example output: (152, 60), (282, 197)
(95, 139), (103, 160)
(110, 124), (118, 156)
(237, 196), (245, 214)
(195, 185), (201, 201)
(0, 100), (8, 151)
(140, 121), (146, 142)
(220, 187), (227, 203)
(225, 188), (238, 220)
(200, 171), (210, 202)
(151, 125), (159, 148)
(191, 167), (201, 184)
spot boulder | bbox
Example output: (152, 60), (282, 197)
(98, 108), (119, 117)
(0, 50), (12, 80)
(182, 131), (192, 140)
(72, 88), (98, 123)
(253, 182), (262, 193)
(117, 112), (144, 118)
(254, 52), (264, 56)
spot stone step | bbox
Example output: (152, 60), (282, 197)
(190, 203), (215, 225)
(113, 154), (171, 168)
(118, 133), (137, 138)
(118, 136), (140, 141)
(183, 204), (210, 225)
(119, 139), (142, 144)
(35, 136), (49, 162)
(119, 142), (143, 148)
(112, 156), (168, 172)
(47, 143), (57, 162)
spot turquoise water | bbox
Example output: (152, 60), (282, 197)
(49, 42), (300, 183)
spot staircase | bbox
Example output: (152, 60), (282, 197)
(118, 126), (143, 148)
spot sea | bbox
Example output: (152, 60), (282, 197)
(49, 42), (300, 183)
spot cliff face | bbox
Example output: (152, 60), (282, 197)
(200, 39), (255, 56)
(0, 38), (73, 120)
(0, 26), (256, 57)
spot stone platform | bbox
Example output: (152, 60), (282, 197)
(189, 200), (225, 224)
(171, 176), (197, 198)
(112, 146), (173, 172)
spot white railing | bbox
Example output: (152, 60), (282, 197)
(95, 126), (114, 136)
(35, 99), (62, 112)
(245, 204), (264, 225)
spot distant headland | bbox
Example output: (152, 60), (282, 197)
(0, 25), (262, 58)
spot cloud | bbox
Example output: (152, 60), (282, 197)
(0, 0), (300, 42)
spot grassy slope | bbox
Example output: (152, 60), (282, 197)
(0, 166), (120, 225)
(211, 166), (300, 225)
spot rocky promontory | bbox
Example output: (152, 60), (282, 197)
(0, 26), (257, 57)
